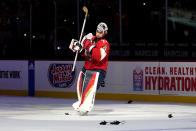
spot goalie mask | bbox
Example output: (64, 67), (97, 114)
(97, 22), (108, 35)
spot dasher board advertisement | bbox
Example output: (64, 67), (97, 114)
(130, 62), (196, 96)
(0, 60), (28, 90)
(35, 61), (84, 92)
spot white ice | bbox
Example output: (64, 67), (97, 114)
(0, 96), (196, 131)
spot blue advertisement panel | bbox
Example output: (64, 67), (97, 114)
(28, 60), (35, 96)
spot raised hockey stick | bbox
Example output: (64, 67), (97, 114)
(72, 6), (88, 72)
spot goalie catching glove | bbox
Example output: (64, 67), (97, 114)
(69, 39), (83, 52)
(69, 33), (94, 53)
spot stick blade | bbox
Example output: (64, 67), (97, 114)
(83, 6), (88, 16)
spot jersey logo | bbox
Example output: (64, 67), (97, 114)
(85, 51), (92, 61)
(103, 45), (107, 51)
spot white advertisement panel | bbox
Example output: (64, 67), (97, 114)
(35, 60), (196, 97)
(100, 61), (160, 95)
(128, 61), (196, 96)
(159, 62), (196, 96)
(0, 60), (28, 90)
(35, 61), (84, 92)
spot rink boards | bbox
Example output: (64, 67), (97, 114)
(0, 60), (196, 103)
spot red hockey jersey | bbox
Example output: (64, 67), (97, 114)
(83, 36), (110, 72)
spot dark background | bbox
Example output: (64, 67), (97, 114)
(0, 0), (195, 60)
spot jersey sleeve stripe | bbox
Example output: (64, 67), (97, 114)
(100, 48), (107, 61)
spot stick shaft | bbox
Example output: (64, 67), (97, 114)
(72, 50), (79, 71)
(72, 19), (86, 72)
(72, 7), (88, 72)
(79, 18), (87, 43)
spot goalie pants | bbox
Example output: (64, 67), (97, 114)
(82, 67), (106, 90)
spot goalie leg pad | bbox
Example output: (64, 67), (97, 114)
(72, 70), (99, 112)
(72, 71), (84, 110)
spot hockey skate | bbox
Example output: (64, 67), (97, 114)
(77, 110), (89, 116)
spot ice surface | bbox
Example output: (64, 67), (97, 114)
(0, 96), (196, 131)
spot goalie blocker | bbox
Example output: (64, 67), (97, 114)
(72, 69), (106, 115)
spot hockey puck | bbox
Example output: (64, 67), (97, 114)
(64, 113), (69, 115)
(99, 120), (108, 125)
(110, 120), (121, 125)
(128, 100), (133, 104)
(168, 114), (173, 118)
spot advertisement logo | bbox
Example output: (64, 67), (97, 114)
(0, 71), (21, 79)
(48, 64), (75, 88)
(133, 67), (143, 91)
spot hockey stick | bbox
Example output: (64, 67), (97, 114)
(72, 6), (88, 72)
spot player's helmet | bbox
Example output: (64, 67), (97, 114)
(97, 22), (108, 35)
